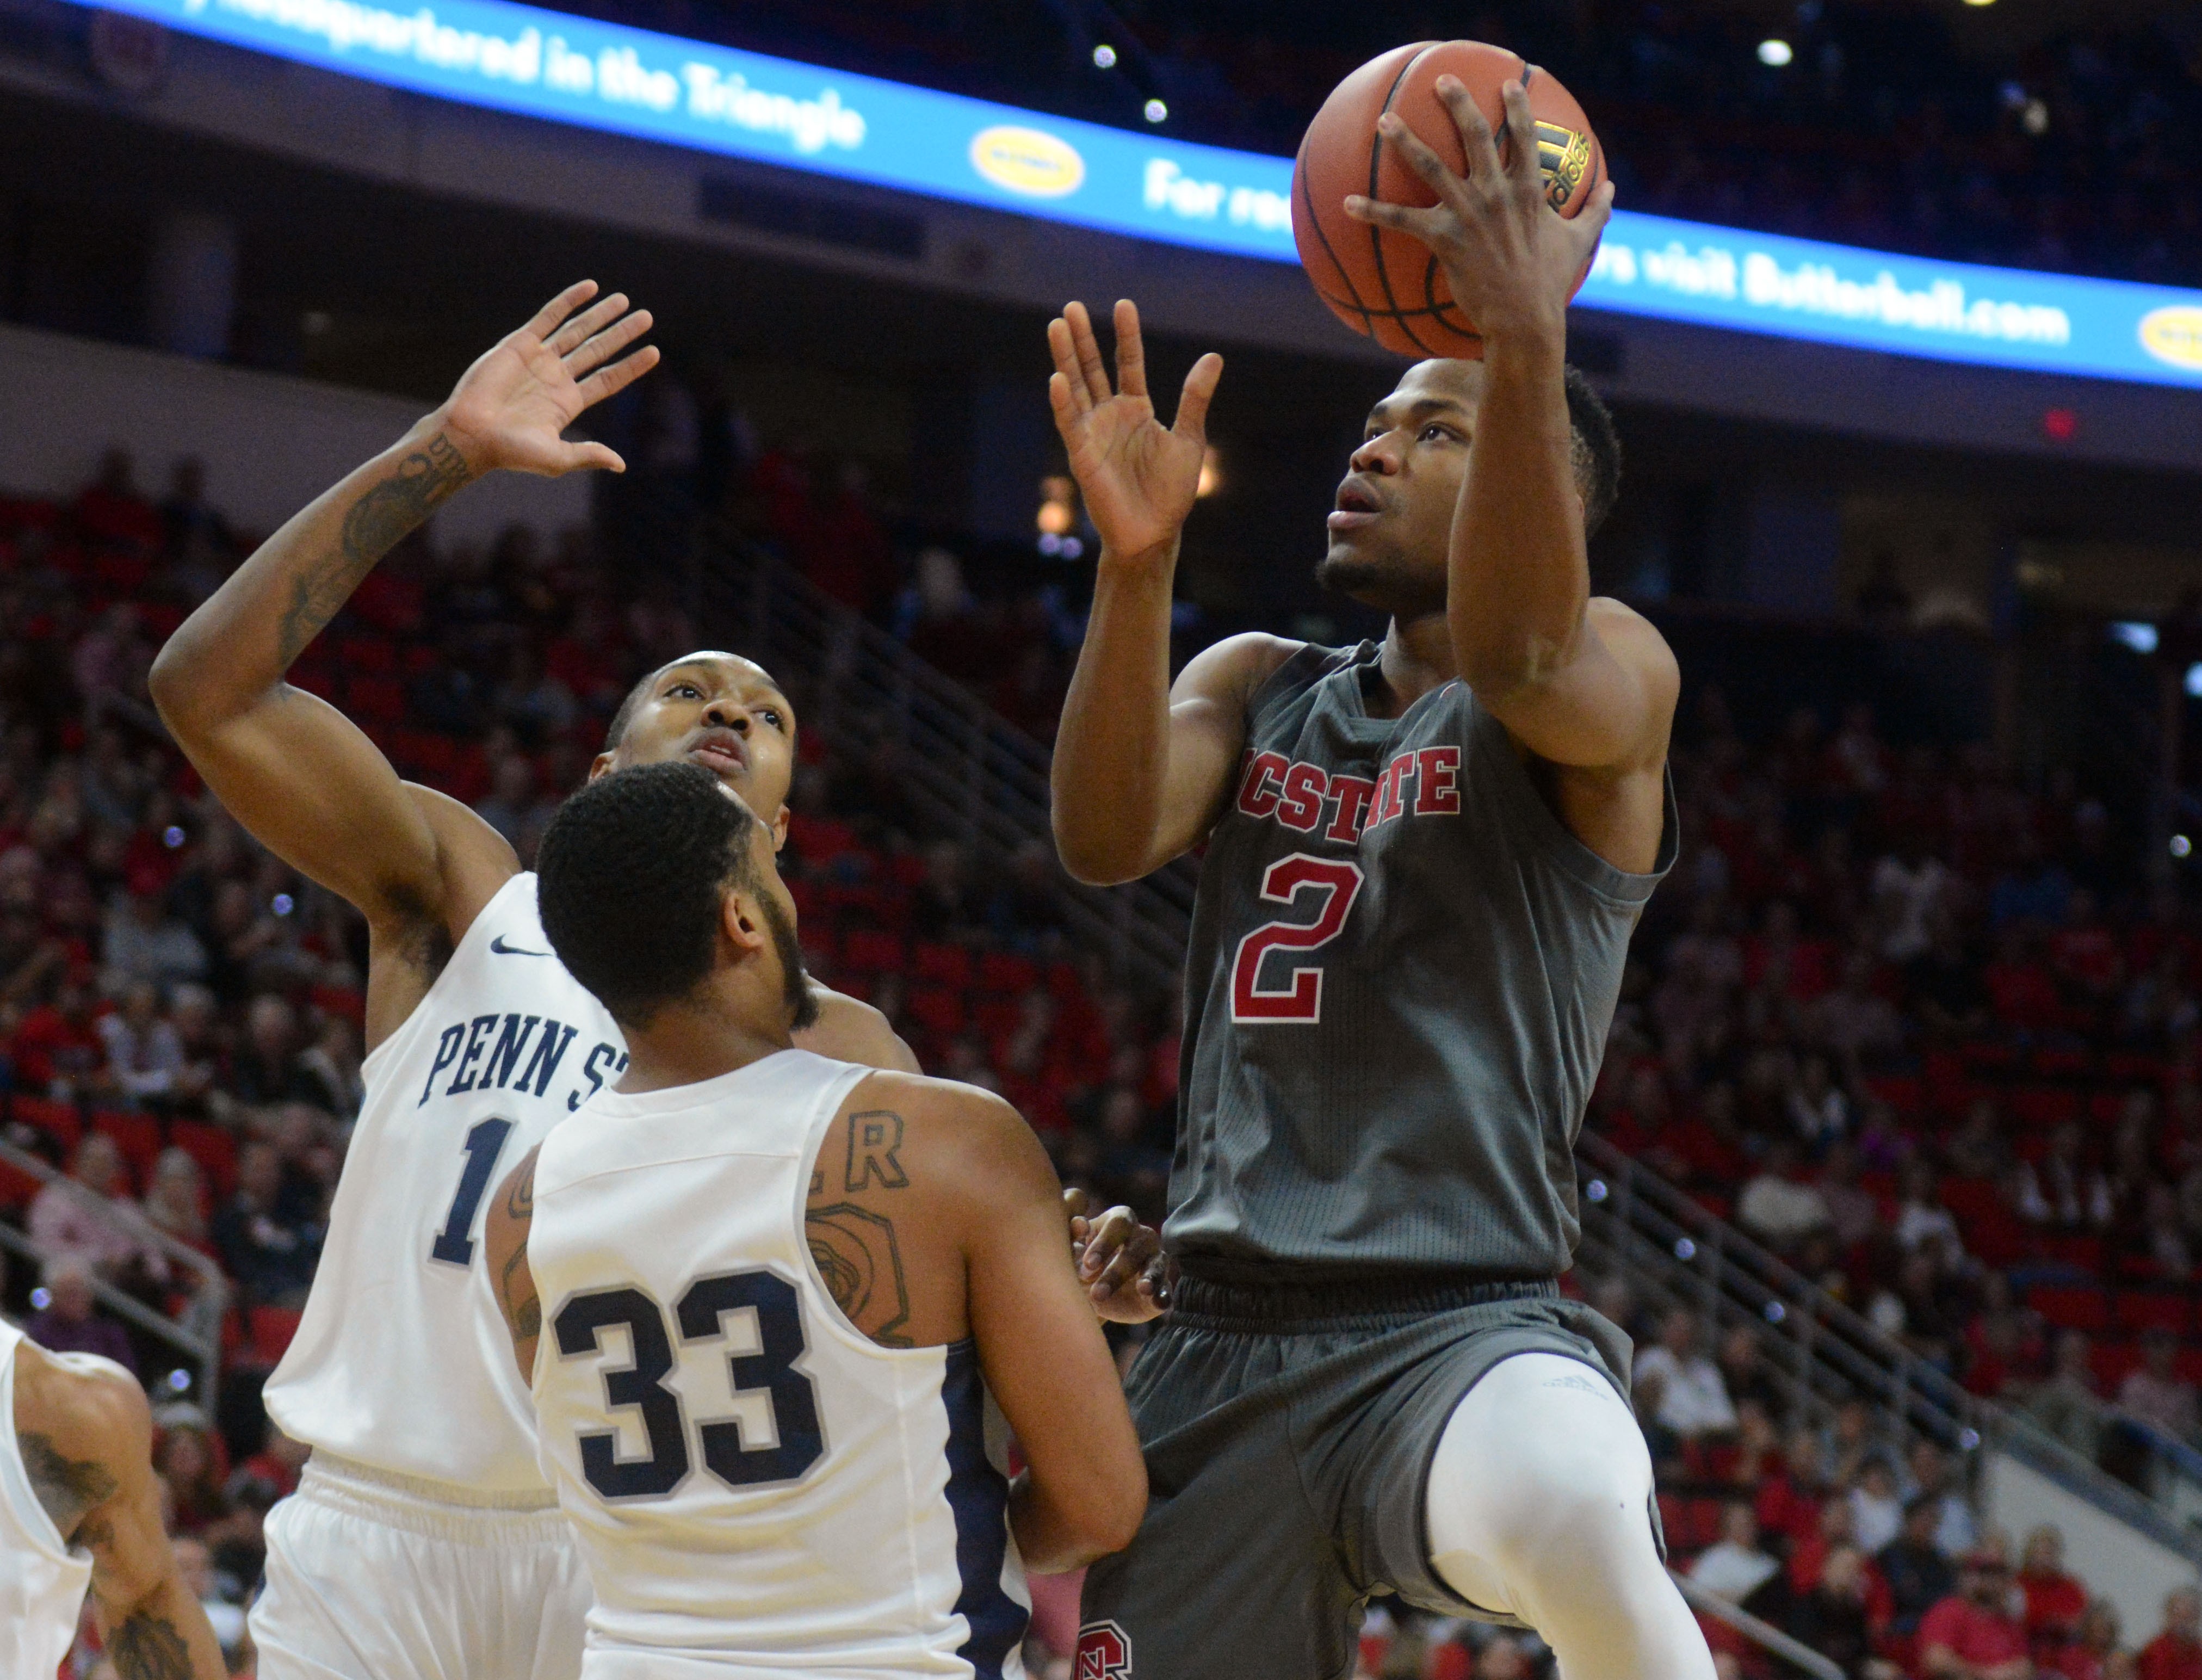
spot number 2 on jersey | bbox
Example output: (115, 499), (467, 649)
(428, 1116), (516, 1267)
(1229, 853), (1365, 1024)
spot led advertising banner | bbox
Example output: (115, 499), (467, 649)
(83, 0), (2202, 388)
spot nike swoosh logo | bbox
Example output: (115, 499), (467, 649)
(490, 936), (554, 958)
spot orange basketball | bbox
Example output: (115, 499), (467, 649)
(1291, 40), (1605, 359)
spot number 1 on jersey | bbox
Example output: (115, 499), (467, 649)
(429, 1116), (516, 1267)
(1229, 854), (1365, 1023)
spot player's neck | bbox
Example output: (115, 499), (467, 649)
(615, 980), (793, 1095)
(1372, 613), (1458, 718)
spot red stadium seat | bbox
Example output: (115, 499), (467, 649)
(840, 930), (905, 973)
(248, 1306), (304, 1365)
(971, 998), (1024, 1043)
(168, 1121), (237, 1197)
(332, 633), (396, 673)
(0, 1157), (40, 1211)
(910, 942), (973, 989)
(2009, 1086), (2080, 1129)
(978, 952), (1040, 995)
(89, 1110), (161, 1186)
(906, 987), (966, 1038)
(345, 675), (407, 725)
(2091, 1338), (2140, 1392)
(2117, 1293), (2189, 1337)
(11, 1096), (81, 1152)
(2038, 1234), (2104, 1275)
(2028, 1284), (2110, 1332)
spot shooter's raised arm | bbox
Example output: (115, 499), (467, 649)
(1044, 300), (1296, 887)
(1345, 82), (1674, 795)
(149, 284), (657, 1037)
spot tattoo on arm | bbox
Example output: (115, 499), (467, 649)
(500, 1240), (541, 1345)
(276, 431), (472, 663)
(844, 1110), (910, 1192)
(19, 1431), (119, 1539)
(806, 1204), (912, 1347)
(107, 1611), (195, 1680)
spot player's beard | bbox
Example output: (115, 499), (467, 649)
(759, 891), (819, 1033)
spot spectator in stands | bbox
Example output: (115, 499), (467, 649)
(1895, 1158), (1965, 1255)
(230, 995), (319, 1111)
(1787, 1544), (1900, 1680)
(28, 1132), (155, 1280)
(1759, 1427), (1830, 1553)
(153, 1407), (243, 1551)
(1690, 1500), (1785, 1616)
(2045, 1600), (2131, 1680)
(15, 978), (115, 1098)
(2017, 1124), (2113, 1232)
(472, 751), (548, 856)
(1717, 1323), (1784, 1420)
(1848, 1456), (1906, 1555)
(2026, 1330), (2107, 1464)
(1881, 1496), (1959, 1637)
(296, 1012), (364, 1121)
(1635, 1306), (1738, 1438)
(2118, 1328), (2201, 1445)
(141, 1147), (209, 1256)
(102, 875), (208, 995)
(1739, 1137), (1833, 1250)
(1908, 1442), (1979, 1560)
(98, 980), (187, 1104)
(1920, 1547), (2033, 1680)
(2017, 1527), (2087, 1655)
(1819, 1139), (1883, 1247)
(26, 1254), (136, 1374)
(2139, 1590), (2202, 1680)
(211, 1139), (321, 1310)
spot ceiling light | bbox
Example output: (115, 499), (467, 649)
(1758, 39), (1793, 66)
(1092, 43), (1116, 69)
(1143, 98), (1167, 123)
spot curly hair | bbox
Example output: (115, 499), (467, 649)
(1564, 364), (1623, 539)
(536, 762), (762, 1026)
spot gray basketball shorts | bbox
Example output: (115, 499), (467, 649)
(1076, 1271), (1646, 1680)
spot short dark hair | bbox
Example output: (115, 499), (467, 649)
(1564, 364), (1622, 539)
(536, 762), (761, 1025)
(603, 665), (663, 754)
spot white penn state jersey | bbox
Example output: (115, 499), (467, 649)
(0, 1321), (95, 1680)
(528, 1049), (1030, 1680)
(266, 873), (628, 1492)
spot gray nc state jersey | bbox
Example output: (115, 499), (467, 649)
(1169, 641), (1675, 1278)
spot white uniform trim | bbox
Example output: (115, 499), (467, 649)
(0, 1320), (95, 1680)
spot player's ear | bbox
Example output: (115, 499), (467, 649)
(718, 885), (768, 954)
(770, 802), (790, 851)
(586, 751), (616, 782)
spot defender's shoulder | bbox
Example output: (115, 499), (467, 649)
(799, 986), (921, 1072)
(13, 1341), (150, 1473)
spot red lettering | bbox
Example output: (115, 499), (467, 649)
(1276, 762), (1327, 831)
(1325, 775), (1375, 842)
(1371, 754), (1413, 826)
(1413, 746), (1462, 815)
(1236, 751), (1287, 819)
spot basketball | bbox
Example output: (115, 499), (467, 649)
(1291, 41), (1605, 359)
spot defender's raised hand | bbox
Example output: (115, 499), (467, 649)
(1047, 299), (1222, 566)
(439, 280), (660, 479)
(1343, 77), (1613, 348)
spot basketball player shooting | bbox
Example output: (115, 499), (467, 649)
(147, 284), (1154, 1680)
(3, 1321), (226, 1680)
(485, 762), (1145, 1676)
(1047, 78), (1715, 1680)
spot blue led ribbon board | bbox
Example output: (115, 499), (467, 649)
(81, 0), (2202, 388)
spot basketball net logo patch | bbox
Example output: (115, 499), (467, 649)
(1077, 1620), (1133, 1680)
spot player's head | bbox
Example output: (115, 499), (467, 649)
(591, 652), (797, 848)
(1316, 360), (1620, 618)
(537, 761), (816, 1035)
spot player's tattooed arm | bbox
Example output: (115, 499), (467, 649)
(808, 1109), (915, 1347)
(486, 1146), (544, 1381)
(20, 1429), (119, 1537)
(277, 433), (472, 663)
(807, 1202), (915, 1347)
(13, 1351), (227, 1680)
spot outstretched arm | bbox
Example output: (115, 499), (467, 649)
(1347, 82), (1673, 776)
(1044, 301), (1294, 884)
(15, 1349), (227, 1680)
(952, 1094), (1147, 1571)
(150, 283), (658, 1039)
